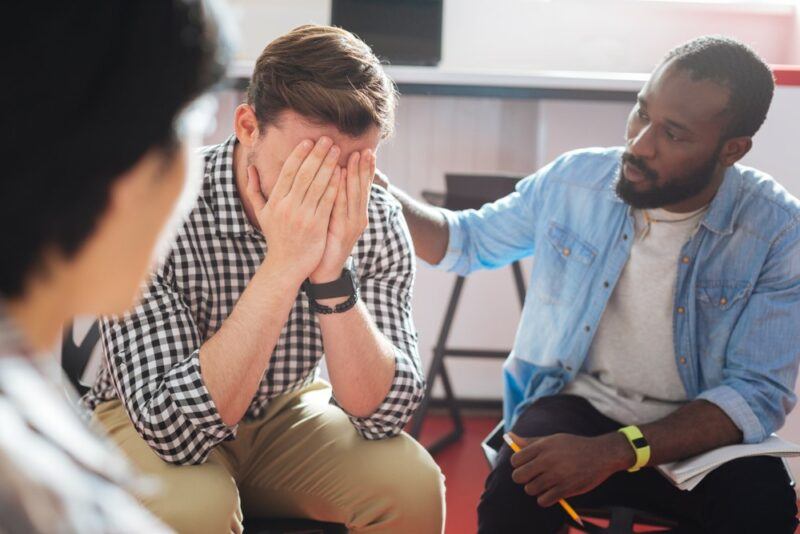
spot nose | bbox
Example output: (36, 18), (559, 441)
(628, 124), (656, 160)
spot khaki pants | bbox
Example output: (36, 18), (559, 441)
(92, 381), (445, 534)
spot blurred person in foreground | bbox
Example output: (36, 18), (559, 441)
(0, 1), (230, 531)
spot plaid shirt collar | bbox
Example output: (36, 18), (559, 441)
(209, 135), (258, 238)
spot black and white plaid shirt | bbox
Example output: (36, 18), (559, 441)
(83, 136), (423, 465)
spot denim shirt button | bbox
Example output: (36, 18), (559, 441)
(677, 306), (685, 314)
(679, 356), (687, 365)
(682, 256), (691, 264)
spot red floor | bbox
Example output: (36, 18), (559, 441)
(417, 414), (495, 534)
(417, 413), (800, 534)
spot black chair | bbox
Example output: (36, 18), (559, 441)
(61, 320), (348, 534)
(242, 518), (347, 534)
(482, 422), (679, 534)
(409, 173), (526, 456)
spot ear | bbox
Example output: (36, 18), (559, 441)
(234, 104), (260, 148)
(718, 136), (752, 167)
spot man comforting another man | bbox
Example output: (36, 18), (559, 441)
(381, 36), (800, 533)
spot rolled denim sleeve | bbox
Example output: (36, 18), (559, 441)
(697, 384), (767, 443)
(429, 164), (551, 276)
(698, 220), (800, 443)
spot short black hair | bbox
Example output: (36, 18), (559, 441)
(0, 1), (231, 298)
(662, 36), (775, 139)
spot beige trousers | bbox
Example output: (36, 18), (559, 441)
(92, 381), (445, 534)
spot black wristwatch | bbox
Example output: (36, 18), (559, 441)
(302, 257), (360, 314)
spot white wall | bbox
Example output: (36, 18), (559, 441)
(227, 0), (799, 70)
(441, 0), (796, 72)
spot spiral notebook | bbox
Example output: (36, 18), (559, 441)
(657, 434), (800, 491)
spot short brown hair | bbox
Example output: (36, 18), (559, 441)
(246, 25), (397, 139)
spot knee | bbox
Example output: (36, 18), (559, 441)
(348, 434), (445, 533)
(478, 449), (560, 534)
(394, 440), (445, 509)
(145, 464), (241, 534)
(382, 436), (445, 529)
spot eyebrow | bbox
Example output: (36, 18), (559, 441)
(637, 96), (693, 134)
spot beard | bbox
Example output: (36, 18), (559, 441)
(615, 148), (720, 209)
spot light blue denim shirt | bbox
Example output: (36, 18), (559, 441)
(437, 147), (800, 443)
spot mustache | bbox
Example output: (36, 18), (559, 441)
(621, 152), (658, 182)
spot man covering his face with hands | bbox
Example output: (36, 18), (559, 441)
(83, 24), (444, 534)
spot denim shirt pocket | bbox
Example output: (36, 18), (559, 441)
(533, 222), (597, 305)
(694, 280), (751, 370)
(696, 280), (751, 310)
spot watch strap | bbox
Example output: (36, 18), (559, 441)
(618, 425), (651, 472)
(302, 267), (358, 300)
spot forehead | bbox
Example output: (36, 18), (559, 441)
(641, 60), (731, 129)
(269, 109), (381, 166)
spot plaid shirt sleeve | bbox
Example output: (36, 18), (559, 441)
(332, 187), (425, 439)
(100, 258), (236, 465)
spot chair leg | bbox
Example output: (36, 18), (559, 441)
(605, 507), (635, 534)
(511, 260), (526, 309)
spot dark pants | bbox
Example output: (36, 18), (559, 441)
(478, 394), (798, 534)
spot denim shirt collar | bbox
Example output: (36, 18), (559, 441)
(700, 165), (742, 236)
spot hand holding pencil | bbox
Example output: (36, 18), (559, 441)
(503, 433), (585, 527)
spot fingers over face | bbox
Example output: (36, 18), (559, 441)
(271, 139), (315, 200)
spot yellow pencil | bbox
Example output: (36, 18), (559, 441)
(503, 433), (585, 528)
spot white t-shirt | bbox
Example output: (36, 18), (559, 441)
(563, 205), (707, 425)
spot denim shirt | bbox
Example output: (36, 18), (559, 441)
(437, 147), (800, 443)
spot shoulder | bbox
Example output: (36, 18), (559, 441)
(524, 147), (623, 195)
(734, 165), (800, 245)
(355, 184), (414, 274)
(367, 183), (402, 222)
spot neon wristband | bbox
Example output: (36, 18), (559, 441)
(618, 425), (651, 472)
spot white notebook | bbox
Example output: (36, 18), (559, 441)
(657, 434), (800, 491)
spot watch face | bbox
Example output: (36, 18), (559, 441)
(345, 267), (359, 291)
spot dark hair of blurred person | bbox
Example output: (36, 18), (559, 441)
(0, 1), (231, 532)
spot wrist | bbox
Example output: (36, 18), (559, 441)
(602, 431), (638, 473)
(261, 256), (306, 289)
(309, 268), (343, 284)
(309, 256), (349, 284)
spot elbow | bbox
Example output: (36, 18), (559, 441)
(218, 406), (243, 427)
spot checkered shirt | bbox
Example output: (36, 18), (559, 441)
(83, 136), (423, 465)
